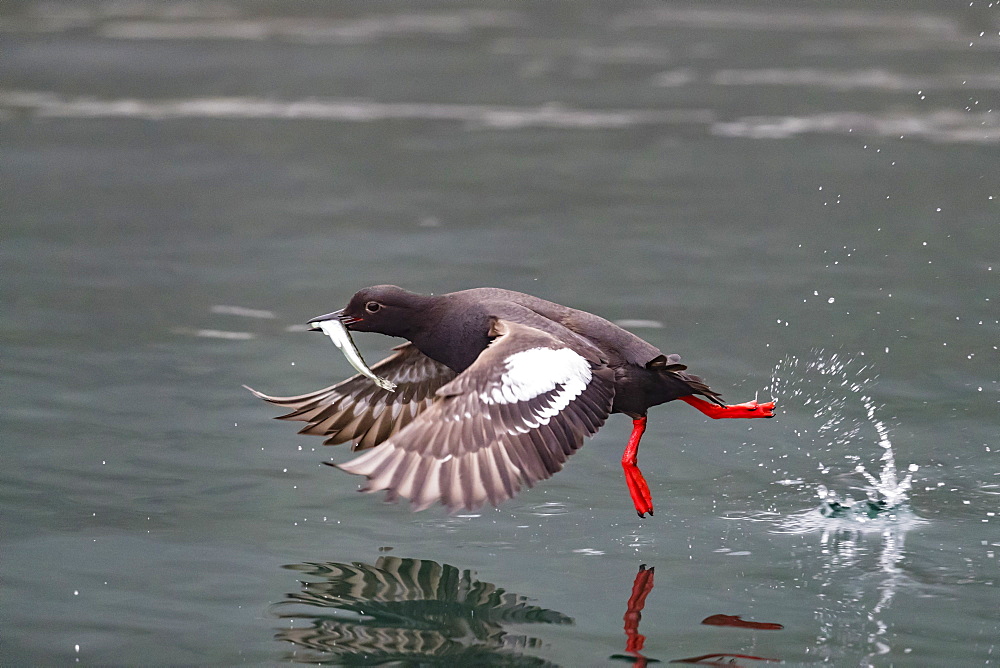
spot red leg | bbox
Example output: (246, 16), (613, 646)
(622, 416), (654, 517)
(679, 395), (775, 419)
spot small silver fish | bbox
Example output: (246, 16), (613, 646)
(312, 318), (397, 392)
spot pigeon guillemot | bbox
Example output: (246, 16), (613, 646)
(247, 285), (775, 516)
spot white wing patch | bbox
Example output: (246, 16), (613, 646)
(480, 347), (592, 428)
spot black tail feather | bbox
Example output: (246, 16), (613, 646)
(676, 371), (725, 406)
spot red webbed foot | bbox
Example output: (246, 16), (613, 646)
(719, 399), (776, 418)
(624, 464), (654, 517)
(679, 395), (776, 419)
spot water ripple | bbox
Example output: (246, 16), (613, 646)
(713, 110), (1000, 144)
(210, 305), (276, 319)
(3, 6), (523, 42)
(527, 502), (569, 517)
(712, 68), (1000, 92)
(0, 90), (712, 129)
(613, 7), (960, 36)
(4, 89), (995, 145)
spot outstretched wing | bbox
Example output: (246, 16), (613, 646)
(336, 318), (616, 512)
(245, 342), (457, 451)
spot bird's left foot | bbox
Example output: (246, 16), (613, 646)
(622, 416), (654, 517)
(679, 395), (776, 419)
(623, 463), (654, 517)
(720, 399), (776, 418)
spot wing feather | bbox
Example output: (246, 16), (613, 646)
(336, 318), (615, 512)
(245, 342), (457, 451)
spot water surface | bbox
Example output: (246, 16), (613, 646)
(3, 1), (998, 665)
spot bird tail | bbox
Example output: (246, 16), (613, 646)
(647, 354), (725, 405)
(675, 370), (725, 405)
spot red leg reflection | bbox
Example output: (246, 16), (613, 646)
(672, 615), (783, 664)
(672, 653), (781, 665)
(621, 564), (655, 666)
(701, 614), (783, 631)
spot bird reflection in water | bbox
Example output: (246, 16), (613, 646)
(612, 564), (782, 667)
(273, 556), (572, 665)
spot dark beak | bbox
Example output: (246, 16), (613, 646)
(307, 309), (360, 331)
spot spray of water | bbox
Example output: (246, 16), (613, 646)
(748, 350), (927, 663)
(762, 350), (924, 533)
(856, 396), (919, 509)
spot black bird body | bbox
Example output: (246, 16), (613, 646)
(348, 286), (717, 416)
(248, 285), (773, 516)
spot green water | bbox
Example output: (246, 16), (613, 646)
(3, 2), (998, 665)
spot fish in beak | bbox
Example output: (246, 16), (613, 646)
(308, 312), (396, 392)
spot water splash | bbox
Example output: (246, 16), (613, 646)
(855, 396), (919, 510)
(754, 351), (928, 663)
(765, 350), (877, 459)
(764, 351), (924, 533)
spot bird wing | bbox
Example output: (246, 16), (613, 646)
(245, 342), (457, 451)
(335, 318), (616, 512)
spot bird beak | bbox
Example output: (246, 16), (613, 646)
(307, 309), (360, 331)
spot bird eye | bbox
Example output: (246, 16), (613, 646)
(365, 301), (381, 313)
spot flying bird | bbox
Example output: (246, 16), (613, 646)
(247, 285), (774, 516)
